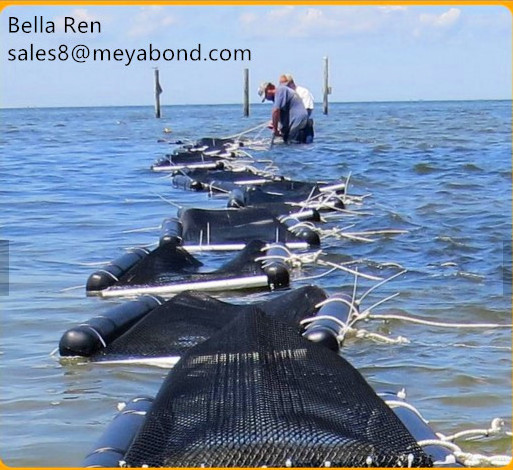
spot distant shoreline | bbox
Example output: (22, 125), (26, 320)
(1, 98), (512, 111)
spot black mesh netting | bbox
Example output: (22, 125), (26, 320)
(123, 310), (432, 467)
(242, 202), (313, 218)
(171, 170), (333, 204)
(238, 178), (343, 205)
(188, 137), (236, 150)
(167, 152), (224, 165)
(152, 151), (213, 169)
(92, 286), (326, 362)
(109, 240), (267, 291)
(115, 243), (202, 287)
(241, 184), (322, 205)
(172, 168), (273, 192)
(179, 207), (301, 244)
(253, 179), (319, 194)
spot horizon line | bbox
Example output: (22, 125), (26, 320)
(1, 97), (512, 111)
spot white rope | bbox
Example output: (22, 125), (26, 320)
(223, 161), (277, 179)
(121, 226), (160, 234)
(95, 270), (119, 282)
(300, 314), (349, 331)
(378, 261), (405, 269)
(384, 400), (430, 423)
(78, 325), (107, 348)
(222, 121), (269, 140)
(320, 210), (370, 219)
(303, 295), (359, 341)
(255, 254), (290, 263)
(59, 285), (85, 292)
(153, 193), (182, 209)
(441, 418), (512, 441)
(418, 440), (512, 467)
(301, 306), (409, 346)
(366, 313), (513, 329)
(317, 227), (375, 243)
(347, 229), (409, 236)
(351, 266), (359, 305)
(296, 185), (318, 213)
(287, 221), (317, 231)
(293, 267), (341, 282)
(359, 292), (400, 317)
(339, 223), (356, 232)
(418, 439), (461, 453)
(342, 171), (352, 204)
(298, 269), (413, 345)
(308, 189), (344, 206)
(291, 251), (324, 267)
(456, 452), (511, 467)
(304, 295), (410, 345)
(357, 270), (407, 304)
(256, 249), (325, 271)
(261, 243), (292, 255)
(383, 392), (512, 467)
(319, 260), (382, 281)
(314, 296), (360, 318)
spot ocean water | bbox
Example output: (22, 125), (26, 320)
(1, 101), (511, 466)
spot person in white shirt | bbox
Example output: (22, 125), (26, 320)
(279, 74), (314, 117)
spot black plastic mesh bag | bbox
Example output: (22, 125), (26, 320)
(92, 286), (326, 362)
(115, 244), (202, 287)
(111, 240), (266, 290)
(189, 137), (235, 150)
(179, 208), (301, 244)
(241, 184), (321, 205)
(168, 151), (223, 165)
(124, 310), (432, 467)
(175, 168), (266, 186)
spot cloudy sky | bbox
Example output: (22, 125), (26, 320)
(1, 5), (511, 107)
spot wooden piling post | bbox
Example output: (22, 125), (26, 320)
(154, 68), (162, 119)
(323, 56), (331, 115)
(243, 68), (250, 117)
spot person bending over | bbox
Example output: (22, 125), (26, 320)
(258, 81), (313, 144)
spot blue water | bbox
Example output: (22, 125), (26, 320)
(1, 101), (511, 466)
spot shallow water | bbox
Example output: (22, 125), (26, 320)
(1, 101), (511, 466)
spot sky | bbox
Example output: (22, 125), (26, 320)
(1, 4), (511, 108)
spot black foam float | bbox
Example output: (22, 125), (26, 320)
(60, 286), (326, 362)
(86, 240), (290, 298)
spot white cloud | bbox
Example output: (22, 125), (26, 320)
(238, 6), (476, 41)
(289, 8), (338, 37)
(239, 12), (258, 25)
(70, 8), (98, 23)
(378, 6), (408, 13)
(128, 6), (177, 37)
(53, 9), (105, 33)
(464, 8), (511, 35)
(268, 6), (295, 20)
(420, 8), (461, 28)
(239, 6), (414, 39)
(161, 16), (175, 26)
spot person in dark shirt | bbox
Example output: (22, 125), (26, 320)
(258, 81), (313, 144)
